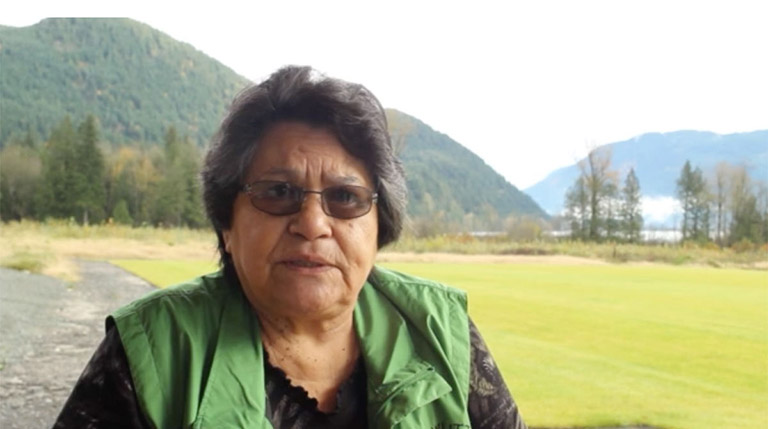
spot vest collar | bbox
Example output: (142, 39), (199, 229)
(355, 280), (453, 428)
(194, 283), (273, 428)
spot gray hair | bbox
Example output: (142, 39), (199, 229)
(201, 66), (407, 275)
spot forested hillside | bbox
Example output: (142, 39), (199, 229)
(0, 18), (545, 232)
(0, 18), (249, 145)
(391, 110), (546, 233)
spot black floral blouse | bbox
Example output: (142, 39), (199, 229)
(54, 320), (526, 428)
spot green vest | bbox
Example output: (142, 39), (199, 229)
(111, 266), (471, 428)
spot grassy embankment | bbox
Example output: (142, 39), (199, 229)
(2, 220), (766, 284)
(388, 234), (768, 267)
(0, 220), (218, 283)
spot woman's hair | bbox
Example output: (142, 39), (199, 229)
(201, 66), (407, 273)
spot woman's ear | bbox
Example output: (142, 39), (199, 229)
(222, 229), (232, 253)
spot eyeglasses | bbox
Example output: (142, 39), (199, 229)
(242, 180), (378, 219)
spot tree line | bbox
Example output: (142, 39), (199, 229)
(0, 115), (205, 228)
(3, 115), (766, 248)
(2, 112), (539, 237)
(676, 160), (767, 246)
(563, 147), (768, 246)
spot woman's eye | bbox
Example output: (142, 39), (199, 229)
(265, 183), (294, 199)
(328, 187), (359, 205)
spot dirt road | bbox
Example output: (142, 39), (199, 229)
(0, 261), (154, 428)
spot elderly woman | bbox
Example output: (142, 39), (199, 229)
(55, 66), (526, 428)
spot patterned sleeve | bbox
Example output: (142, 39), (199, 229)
(467, 318), (528, 429)
(53, 325), (151, 429)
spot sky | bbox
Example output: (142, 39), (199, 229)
(2, 0), (767, 190)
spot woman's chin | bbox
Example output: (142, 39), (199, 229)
(270, 285), (350, 320)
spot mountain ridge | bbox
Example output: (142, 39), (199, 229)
(0, 18), (546, 225)
(525, 129), (768, 218)
(0, 18), (250, 145)
(393, 109), (547, 220)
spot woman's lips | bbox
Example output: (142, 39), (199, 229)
(284, 260), (325, 268)
(279, 256), (333, 273)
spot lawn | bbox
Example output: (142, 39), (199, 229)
(383, 262), (768, 429)
(111, 259), (768, 429)
(111, 259), (218, 287)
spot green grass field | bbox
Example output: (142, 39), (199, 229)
(111, 259), (218, 287)
(111, 259), (768, 429)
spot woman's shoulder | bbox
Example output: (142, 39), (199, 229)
(110, 270), (234, 326)
(363, 266), (469, 330)
(370, 265), (466, 298)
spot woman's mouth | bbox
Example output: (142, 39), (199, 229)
(279, 255), (333, 273)
(285, 260), (325, 268)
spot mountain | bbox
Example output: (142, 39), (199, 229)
(0, 18), (250, 146)
(0, 18), (546, 224)
(525, 130), (768, 217)
(392, 110), (547, 220)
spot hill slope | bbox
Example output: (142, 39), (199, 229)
(0, 18), (250, 145)
(525, 130), (768, 216)
(0, 18), (546, 224)
(393, 110), (547, 221)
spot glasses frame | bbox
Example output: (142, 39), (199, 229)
(241, 180), (378, 219)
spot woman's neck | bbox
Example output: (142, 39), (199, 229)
(258, 311), (360, 412)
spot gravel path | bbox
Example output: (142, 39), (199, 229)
(0, 261), (154, 429)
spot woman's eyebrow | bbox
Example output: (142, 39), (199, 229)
(329, 174), (364, 185)
(256, 169), (364, 185)
(257, 168), (298, 180)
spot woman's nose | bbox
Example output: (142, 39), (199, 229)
(288, 193), (333, 240)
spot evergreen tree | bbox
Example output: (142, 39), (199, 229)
(112, 199), (133, 225)
(154, 126), (186, 226)
(0, 142), (42, 220)
(689, 167), (710, 242)
(153, 127), (204, 227)
(564, 176), (589, 240)
(677, 161), (694, 238)
(134, 148), (162, 224)
(711, 162), (731, 247)
(676, 161), (710, 242)
(22, 127), (37, 149)
(75, 115), (106, 223)
(603, 180), (620, 241)
(163, 126), (181, 163)
(179, 135), (205, 228)
(757, 183), (768, 245)
(727, 166), (765, 245)
(730, 194), (760, 244)
(40, 117), (80, 218)
(619, 168), (643, 243)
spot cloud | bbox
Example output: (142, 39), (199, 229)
(642, 196), (681, 226)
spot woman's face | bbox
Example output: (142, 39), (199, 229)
(223, 121), (379, 321)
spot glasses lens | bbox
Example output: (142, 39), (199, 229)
(322, 185), (373, 219)
(248, 181), (303, 215)
(244, 181), (375, 219)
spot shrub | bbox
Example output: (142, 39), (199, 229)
(112, 200), (133, 225)
(731, 238), (756, 253)
(0, 252), (46, 273)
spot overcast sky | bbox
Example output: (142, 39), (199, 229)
(3, 0), (767, 189)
